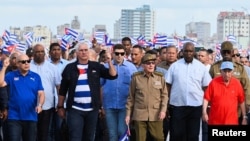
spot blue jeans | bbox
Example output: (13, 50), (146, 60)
(67, 108), (98, 141)
(5, 120), (37, 141)
(104, 108), (126, 141)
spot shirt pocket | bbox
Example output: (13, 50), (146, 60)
(152, 83), (162, 100)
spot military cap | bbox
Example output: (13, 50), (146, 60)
(221, 41), (233, 51)
(141, 54), (156, 63)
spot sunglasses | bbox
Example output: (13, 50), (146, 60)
(114, 52), (125, 56)
(232, 53), (240, 57)
(144, 61), (156, 65)
(221, 50), (231, 54)
(18, 60), (31, 64)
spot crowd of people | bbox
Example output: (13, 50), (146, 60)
(0, 37), (249, 141)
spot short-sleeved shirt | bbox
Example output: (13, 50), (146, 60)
(204, 76), (245, 125)
(209, 61), (250, 105)
(5, 70), (44, 121)
(30, 60), (61, 110)
(166, 58), (212, 106)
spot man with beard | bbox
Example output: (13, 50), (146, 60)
(30, 44), (61, 141)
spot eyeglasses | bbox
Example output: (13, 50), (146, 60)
(144, 61), (156, 65)
(232, 53), (240, 57)
(221, 50), (231, 54)
(114, 52), (125, 56)
(18, 60), (31, 64)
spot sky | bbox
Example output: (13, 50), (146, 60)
(1, 0), (250, 38)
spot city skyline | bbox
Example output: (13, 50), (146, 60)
(1, 0), (250, 38)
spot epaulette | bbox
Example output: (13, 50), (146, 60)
(235, 61), (244, 67)
(212, 60), (222, 66)
(154, 71), (163, 77)
(133, 71), (143, 77)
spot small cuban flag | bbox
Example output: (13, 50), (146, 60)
(118, 125), (130, 141)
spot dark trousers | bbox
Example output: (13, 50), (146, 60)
(37, 108), (53, 141)
(5, 120), (37, 141)
(201, 120), (208, 141)
(67, 108), (99, 141)
(169, 105), (202, 141)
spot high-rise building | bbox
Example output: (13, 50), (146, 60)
(114, 5), (155, 40)
(185, 22), (211, 44)
(71, 16), (81, 29)
(217, 11), (250, 48)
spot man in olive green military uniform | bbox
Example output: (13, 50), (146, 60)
(125, 54), (168, 141)
(209, 41), (250, 119)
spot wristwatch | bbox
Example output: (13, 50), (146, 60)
(243, 115), (248, 119)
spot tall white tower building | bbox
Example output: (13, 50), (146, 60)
(115, 5), (155, 40)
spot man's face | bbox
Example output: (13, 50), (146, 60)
(220, 69), (233, 82)
(240, 57), (249, 66)
(183, 44), (195, 63)
(76, 44), (89, 61)
(221, 50), (233, 61)
(33, 45), (45, 63)
(159, 48), (167, 61)
(143, 60), (156, 73)
(198, 51), (208, 64)
(232, 49), (240, 63)
(122, 40), (132, 55)
(50, 45), (62, 60)
(131, 48), (143, 65)
(166, 48), (177, 63)
(113, 49), (125, 64)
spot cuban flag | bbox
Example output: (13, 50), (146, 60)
(60, 38), (68, 51)
(24, 32), (33, 47)
(16, 42), (27, 52)
(77, 33), (84, 42)
(129, 37), (138, 45)
(215, 43), (222, 62)
(137, 34), (145, 41)
(154, 34), (168, 46)
(2, 44), (16, 54)
(2, 30), (10, 42)
(104, 34), (113, 46)
(65, 28), (78, 39)
(227, 35), (237, 43)
(9, 34), (19, 44)
(166, 37), (176, 46)
(94, 31), (105, 44)
(118, 126), (130, 141)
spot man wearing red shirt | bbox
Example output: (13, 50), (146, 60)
(202, 61), (248, 125)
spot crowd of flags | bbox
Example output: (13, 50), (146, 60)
(2, 27), (249, 60)
(1, 30), (46, 54)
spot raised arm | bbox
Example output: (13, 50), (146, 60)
(0, 58), (9, 87)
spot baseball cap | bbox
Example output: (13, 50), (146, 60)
(220, 61), (234, 70)
(220, 41), (233, 51)
(141, 54), (156, 63)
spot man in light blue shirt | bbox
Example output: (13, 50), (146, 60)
(166, 42), (211, 141)
(30, 44), (61, 141)
(101, 44), (137, 141)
